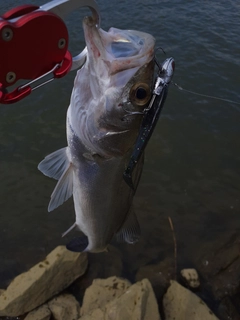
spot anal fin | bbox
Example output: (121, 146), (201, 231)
(62, 222), (76, 238)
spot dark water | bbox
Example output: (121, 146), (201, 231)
(0, 0), (239, 293)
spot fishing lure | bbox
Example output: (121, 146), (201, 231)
(123, 57), (175, 189)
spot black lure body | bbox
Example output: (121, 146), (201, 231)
(123, 57), (175, 189)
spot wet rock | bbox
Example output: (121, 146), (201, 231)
(217, 296), (240, 320)
(48, 294), (80, 320)
(68, 245), (122, 303)
(163, 280), (219, 320)
(24, 304), (51, 320)
(81, 277), (161, 320)
(135, 257), (174, 301)
(197, 232), (240, 300)
(81, 276), (131, 315)
(0, 246), (88, 317)
(181, 268), (200, 288)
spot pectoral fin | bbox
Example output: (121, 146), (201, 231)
(116, 207), (141, 244)
(38, 147), (70, 180)
(48, 164), (73, 212)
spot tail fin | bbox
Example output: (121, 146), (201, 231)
(66, 236), (89, 252)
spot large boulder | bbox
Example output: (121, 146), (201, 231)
(0, 246), (87, 317)
(163, 280), (219, 320)
(81, 277), (161, 320)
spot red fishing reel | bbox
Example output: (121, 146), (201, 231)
(0, 4), (72, 104)
(0, 0), (100, 104)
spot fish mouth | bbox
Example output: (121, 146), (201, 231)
(83, 16), (155, 76)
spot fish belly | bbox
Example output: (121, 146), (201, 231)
(68, 119), (134, 252)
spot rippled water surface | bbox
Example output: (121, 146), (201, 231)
(0, 0), (239, 288)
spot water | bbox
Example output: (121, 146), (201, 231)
(0, 0), (239, 296)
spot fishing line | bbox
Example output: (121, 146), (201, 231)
(172, 81), (240, 106)
(154, 47), (166, 70)
(155, 47), (240, 107)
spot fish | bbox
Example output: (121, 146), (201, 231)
(38, 15), (155, 253)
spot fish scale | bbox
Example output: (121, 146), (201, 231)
(38, 15), (155, 253)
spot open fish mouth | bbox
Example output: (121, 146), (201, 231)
(83, 16), (155, 76)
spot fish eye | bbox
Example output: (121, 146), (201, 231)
(136, 87), (147, 100)
(129, 82), (151, 106)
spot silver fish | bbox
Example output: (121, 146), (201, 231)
(38, 16), (155, 253)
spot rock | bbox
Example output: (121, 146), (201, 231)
(135, 257), (174, 301)
(0, 246), (88, 317)
(79, 308), (104, 320)
(81, 277), (161, 320)
(181, 268), (200, 288)
(195, 232), (240, 318)
(24, 304), (51, 320)
(68, 245), (122, 303)
(48, 293), (80, 320)
(0, 289), (5, 296)
(217, 296), (240, 320)
(163, 280), (219, 320)
(81, 276), (131, 316)
(104, 278), (161, 320)
(196, 232), (240, 300)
